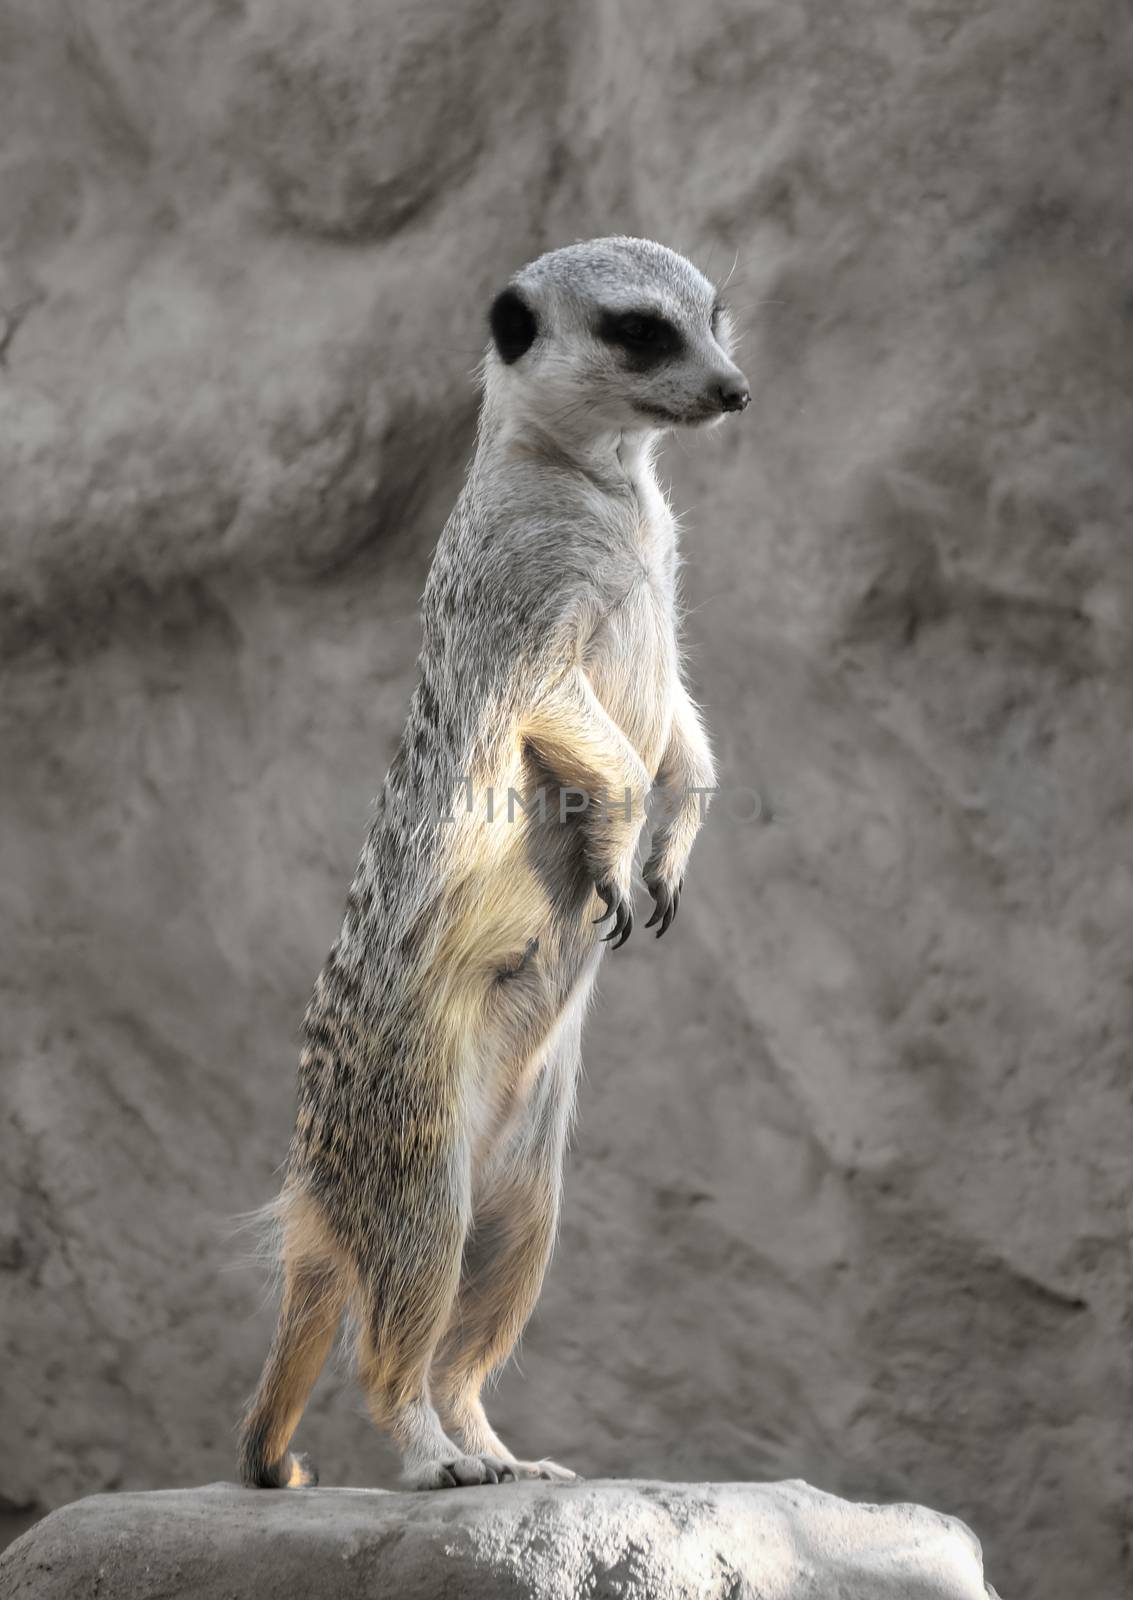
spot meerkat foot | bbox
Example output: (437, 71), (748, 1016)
(405, 1452), (518, 1490)
(510, 1457), (578, 1482)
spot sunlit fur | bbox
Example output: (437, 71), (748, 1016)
(237, 237), (746, 1493)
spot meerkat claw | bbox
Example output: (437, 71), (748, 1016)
(595, 880), (632, 947)
(645, 877), (681, 936)
(593, 879), (620, 923)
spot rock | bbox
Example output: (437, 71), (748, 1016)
(1, 2), (1130, 1599)
(0, 1480), (999, 1600)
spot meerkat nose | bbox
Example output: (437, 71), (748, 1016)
(717, 380), (751, 413)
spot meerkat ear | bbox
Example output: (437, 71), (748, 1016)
(489, 287), (538, 365)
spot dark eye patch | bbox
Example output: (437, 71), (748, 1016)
(596, 308), (684, 368)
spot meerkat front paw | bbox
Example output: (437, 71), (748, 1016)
(644, 874), (683, 938)
(593, 876), (633, 949)
(405, 1452), (517, 1490)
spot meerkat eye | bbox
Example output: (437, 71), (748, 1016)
(614, 314), (661, 345)
(597, 309), (683, 365)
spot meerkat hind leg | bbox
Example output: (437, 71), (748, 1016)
(438, 1209), (569, 1484)
(439, 1203), (578, 1483)
(435, 1012), (584, 1482)
(353, 1152), (516, 1490)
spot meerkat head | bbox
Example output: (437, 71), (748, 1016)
(486, 236), (749, 437)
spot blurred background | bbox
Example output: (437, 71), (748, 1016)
(1, 2), (1131, 1596)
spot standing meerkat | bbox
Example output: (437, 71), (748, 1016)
(238, 236), (749, 1492)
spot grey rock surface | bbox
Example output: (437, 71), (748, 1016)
(0, 1480), (998, 1600)
(1, 3), (1131, 1599)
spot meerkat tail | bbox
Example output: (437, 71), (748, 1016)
(237, 1189), (347, 1489)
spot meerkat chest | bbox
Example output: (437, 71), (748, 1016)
(582, 505), (679, 777)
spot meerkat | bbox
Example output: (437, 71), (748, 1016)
(237, 236), (749, 1492)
